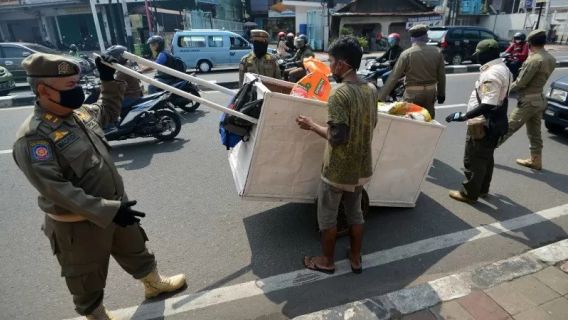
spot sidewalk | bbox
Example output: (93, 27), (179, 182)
(295, 240), (568, 320)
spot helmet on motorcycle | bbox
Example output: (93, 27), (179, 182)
(146, 35), (165, 52)
(513, 32), (526, 42)
(295, 34), (308, 48)
(387, 33), (401, 46)
(105, 45), (128, 65)
(278, 32), (286, 39)
(388, 33), (401, 40)
(287, 32), (295, 39)
(69, 44), (78, 51)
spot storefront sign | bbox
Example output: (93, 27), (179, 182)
(460, 0), (482, 15)
(268, 9), (295, 18)
(406, 16), (443, 30)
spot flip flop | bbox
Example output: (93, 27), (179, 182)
(303, 256), (335, 274)
(347, 250), (363, 274)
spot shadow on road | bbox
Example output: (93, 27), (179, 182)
(494, 163), (568, 194)
(112, 138), (189, 170)
(427, 158), (465, 190)
(177, 109), (209, 125)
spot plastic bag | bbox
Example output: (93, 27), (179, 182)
(303, 57), (331, 76)
(290, 71), (331, 102)
(378, 101), (432, 122)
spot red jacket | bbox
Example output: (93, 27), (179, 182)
(505, 42), (529, 62)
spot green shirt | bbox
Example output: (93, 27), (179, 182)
(322, 82), (378, 187)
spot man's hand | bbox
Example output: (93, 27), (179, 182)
(296, 115), (315, 131)
(96, 54), (118, 81)
(445, 112), (467, 123)
(113, 200), (146, 227)
(437, 95), (446, 104)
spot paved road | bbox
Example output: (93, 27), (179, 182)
(0, 70), (567, 320)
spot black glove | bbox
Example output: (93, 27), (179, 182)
(113, 200), (146, 227)
(95, 54), (117, 81)
(437, 95), (446, 104)
(445, 112), (467, 123)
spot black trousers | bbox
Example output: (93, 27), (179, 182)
(461, 135), (498, 200)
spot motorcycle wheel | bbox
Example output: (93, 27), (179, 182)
(153, 109), (182, 141)
(177, 87), (201, 113)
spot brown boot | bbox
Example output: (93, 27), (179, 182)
(141, 268), (186, 299)
(516, 154), (542, 170)
(85, 304), (115, 320)
(449, 190), (476, 204)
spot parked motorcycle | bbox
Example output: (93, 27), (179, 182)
(105, 91), (182, 142)
(149, 79), (201, 113)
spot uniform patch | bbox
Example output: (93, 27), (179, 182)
(42, 113), (62, 125)
(76, 110), (92, 122)
(58, 62), (74, 75)
(50, 129), (70, 142)
(54, 131), (79, 150)
(29, 140), (53, 162)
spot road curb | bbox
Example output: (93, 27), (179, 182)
(293, 239), (568, 320)
(0, 95), (36, 109)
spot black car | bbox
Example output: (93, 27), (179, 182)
(544, 77), (568, 134)
(427, 26), (510, 65)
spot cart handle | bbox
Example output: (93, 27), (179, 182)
(122, 51), (236, 96)
(94, 54), (259, 124)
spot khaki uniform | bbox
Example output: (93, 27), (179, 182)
(462, 59), (512, 199)
(12, 81), (156, 315)
(500, 48), (556, 155)
(238, 52), (280, 86)
(379, 44), (446, 119)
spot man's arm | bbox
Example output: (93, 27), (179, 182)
(510, 59), (540, 92)
(87, 80), (126, 127)
(13, 138), (121, 228)
(378, 53), (407, 101)
(437, 52), (446, 96)
(238, 59), (246, 87)
(505, 44), (514, 54)
(518, 43), (529, 61)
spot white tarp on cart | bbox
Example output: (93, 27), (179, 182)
(229, 74), (446, 207)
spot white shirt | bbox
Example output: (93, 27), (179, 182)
(467, 59), (513, 113)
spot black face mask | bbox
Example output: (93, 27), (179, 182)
(47, 85), (85, 109)
(253, 42), (268, 58)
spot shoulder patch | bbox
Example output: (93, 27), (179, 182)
(41, 113), (62, 128)
(29, 140), (53, 162)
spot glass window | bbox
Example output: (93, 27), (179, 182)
(2, 46), (28, 58)
(463, 30), (479, 41)
(178, 36), (207, 48)
(448, 29), (462, 40)
(427, 30), (447, 41)
(230, 36), (250, 49)
(25, 44), (59, 54)
(480, 31), (496, 40)
(208, 36), (224, 48)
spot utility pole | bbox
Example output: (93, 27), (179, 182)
(89, 0), (106, 52)
(121, 0), (134, 50)
(535, 0), (545, 29)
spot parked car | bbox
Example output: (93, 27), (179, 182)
(427, 26), (510, 65)
(171, 29), (254, 73)
(544, 77), (568, 134)
(0, 66), (15, 96)
(0, 42), (94, 81)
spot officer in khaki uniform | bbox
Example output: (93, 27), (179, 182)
(239, 29), (280, 86)
(445, 40), (512, 204)
(12, 53), (186, 320)
(379, 24), (446, 119)
(499, 29), (556, 170)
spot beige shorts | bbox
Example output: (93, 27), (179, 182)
(317, 180), (364, 230)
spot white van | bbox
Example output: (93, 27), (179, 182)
(171, 30), (252, 73)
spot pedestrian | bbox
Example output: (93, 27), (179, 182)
(378, 24), (446, 119)
(445, 39), (512, 204)
(498, 29), (556, 170)
(12, 53), (186, 320)
(296, 36), (378, 274)
(239, 29), (281, 87)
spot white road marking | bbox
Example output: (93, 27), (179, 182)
(66, 204), (568, 320)
(436, 103), (467, 109)
(0, 149), (12, 155)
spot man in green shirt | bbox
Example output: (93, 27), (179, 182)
(296, 36), (378, 274)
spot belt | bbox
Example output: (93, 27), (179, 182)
(406, 84), (436, 91)
(520, 93), (544, 99)
(47, 213), (87, 223)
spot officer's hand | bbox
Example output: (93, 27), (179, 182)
(96, 54), (118, 81)
(437, 95), (446, 104)
(113, 200), (146, 227)
(445, 112), (466, 123)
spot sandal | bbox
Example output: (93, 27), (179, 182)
(347, 250), (363, 274)
(303, 256), (335, 274)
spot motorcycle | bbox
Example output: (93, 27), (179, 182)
(149, 78), (201, 113)
(81, 76), (101, 104)
(277, 58), (299, 73)
(105, 91), (182, 142)
(359, 60), (404, 102)
(501, 52), (522, 80)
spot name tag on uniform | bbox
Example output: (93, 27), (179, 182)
(53, 130), (79, 150)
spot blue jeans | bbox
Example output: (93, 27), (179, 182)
(381, 70), (392, 84)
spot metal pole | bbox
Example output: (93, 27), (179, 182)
(101, 7), (113, 46)
(543, 0), (552, 31)
(144, 0), (153, 33)
(94, 54), (256, 123)
(536, 2), (544, 29)
(122, 51), (236, 96)
(89, 0), (106, 52)
(120, 0), (134, 50)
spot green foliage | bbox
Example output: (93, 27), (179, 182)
(340, 27), (353, 36)
(357, 36), (369, 50)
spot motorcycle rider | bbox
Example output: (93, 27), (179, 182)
(283, 34), (315, 82)
(504, 32), (529, 79)
(68, 44), (80, 57)
(277, 32), (290, 58)
(106, 45), (143, 111)
(286, 32), (296, 54)
(372, 33), (403, 84)
(141, 35), (178, 93)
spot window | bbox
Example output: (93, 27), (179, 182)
(480, 31), (496, 40)
(427, 30), (447, 41)
(178, 36), (207, 48)
(230, 36), (249, 50)
(2, 46), (29, 58)
(208, 36), (224, 48)
(447, 29), (462, 40)
(463, 30), (479, 41)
